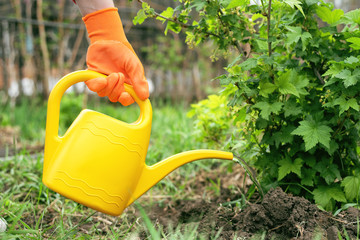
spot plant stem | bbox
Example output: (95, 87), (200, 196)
(232, 155), (264, 198)
(311, 62), (325, 85)
(267, 0), (272, 57)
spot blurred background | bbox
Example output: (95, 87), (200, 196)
(0, 0), (359, 101)
(0, 0), (227, 104)
(0, 0), (359, 151)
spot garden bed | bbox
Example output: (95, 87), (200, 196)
(131, 166), (360, 239)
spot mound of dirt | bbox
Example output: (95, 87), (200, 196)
(145, 187), (360, 239)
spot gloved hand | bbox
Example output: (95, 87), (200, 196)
(83, 7), (149, 106)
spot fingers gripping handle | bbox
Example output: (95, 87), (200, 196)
(45, 70), (152, 141)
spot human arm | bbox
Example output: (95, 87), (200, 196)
(75, 0), (149, 105)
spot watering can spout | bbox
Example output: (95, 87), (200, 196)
(126, 150), (233, 207)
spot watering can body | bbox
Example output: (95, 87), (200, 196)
(43, 70), (233, 216)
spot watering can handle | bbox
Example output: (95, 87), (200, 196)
(45, 70), (152, 141)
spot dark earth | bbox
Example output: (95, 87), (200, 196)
(135, 164), (360, 240)
(142, 187), (360, 239)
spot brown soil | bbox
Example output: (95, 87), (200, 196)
(136, 165), (360, 239)
(0, 126), (43, 157)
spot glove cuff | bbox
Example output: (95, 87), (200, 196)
(83, 7), (128, 44)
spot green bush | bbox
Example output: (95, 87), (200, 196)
(134, 0), (360, 211)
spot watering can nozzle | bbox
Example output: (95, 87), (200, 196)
(43, 70), (233, 216)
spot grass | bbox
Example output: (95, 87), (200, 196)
(0, 94), (231, 239)
(0, 151), (226, 239)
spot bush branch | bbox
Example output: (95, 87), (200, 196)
(137, 0), (220, 39)
(267, 0), (272, 57)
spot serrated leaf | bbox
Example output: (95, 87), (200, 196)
(190, 0), (206, 11)
(345, 77), (358, 88)
(275, 71), (300, 97)
(301, 32), (312, 51)
(346, 37), (360, 50)
(292, 118), (333, 151)
(341, 176), (360, 201)
(316, 6), (344, 25)
(323, 64), (343, 77)
(305, 0), (318, 6)
(253, 101), (283, 120)
(344, 56), (359, 65)
(239, 58), (257, 71)
(273, 125), (295, 148)
(284, 100), (302, 117)
(327, 140), (339, 156)
(301, 168), (316, 186)
(156, 7), (174, 23)
(286, 26), (302, 45)
(255, 39), (268, 51)
(334, 69), (358, 88)
(347, 98), (360, 111)
(226, 0), (247, 9)
(133, 9), (147, 25)
(334, 96), (360, 115)
(284, 0), (305, 17)
(315, 161), (341, 185)
(313, 185), (347, 210)
(165, 21), (181, 35)
(259, 82), (277, 97)
(343, 9), (360, 25)
(278, 157), (303, 180)
(335, 69), (351, 79)
(292, 73), (309, 95)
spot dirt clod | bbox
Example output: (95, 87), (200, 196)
(145, 184), (360, 239)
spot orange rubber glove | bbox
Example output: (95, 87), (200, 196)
(83, 8), (149, 106)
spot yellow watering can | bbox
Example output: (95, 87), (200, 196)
(43, 70), (234, 216)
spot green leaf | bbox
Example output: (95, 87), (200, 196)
(255, 39), (268, 51)
(259, 82), (277, 97)
(285, 26), (312, 50)
(286, 26), (302, 45)
(323, 64), (343, 77)
(341, 176), (360, 201)
(344, 56), (359, 65)
(133, 9), (147, 25)
(347, 68), (360, 87)
(315, 161), (341, 185)
(275, 71), (299, 97)
(313, 185), (347, 210)
(346, 37), (360, 50)
(292, 74), (309, 95)
(301, 32), (312, 51)
(278, 157), (303, 180)
(301, 168), (316, 187)
(334, 69), (358, 88)
(334, 96), (360, 115)
(253, 101), (283, 120)
(343, 9), (360, 25)
(316, 6), (344, 25)
(190, 0), (206, 11)
(165, 21), (181, 35)
(156, 7), (174, 23)
(239, 58), (257, 71)
(284, 0), (305, 17)
(226, 0), (247, 9)
(284, 100), (302, 117)
(292, 118), (333, 151)
(273, 125), (296, 148)
(335, 69), (351, 79)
